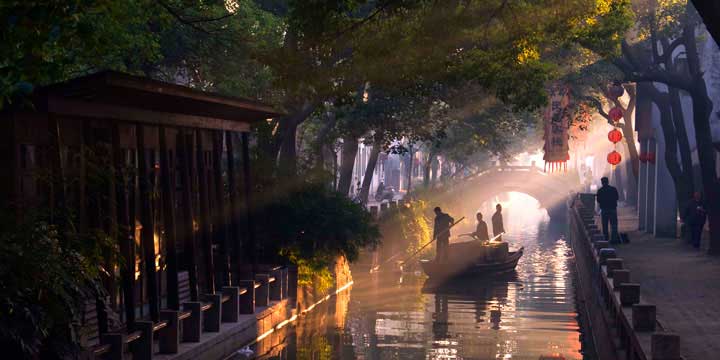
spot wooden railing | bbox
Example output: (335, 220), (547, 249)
(568, 194), (681, 360)
(83, 265), (296, 360)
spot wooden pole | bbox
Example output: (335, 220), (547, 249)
(213, 131), (231, 286)
(196, 130), (216, 294)
(178, 131), (200, 301)
(136, 124), (159, 321)
(112, 124), (135, 327)
(159, 127), (180, 310)
(241, 132), (256, 269)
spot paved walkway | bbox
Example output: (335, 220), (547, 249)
(610, 206), (720, 360)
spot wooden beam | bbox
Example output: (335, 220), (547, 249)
(136, 124), (160, 321)
(47, 96), (250, 132)
(178, 131), (199, 301)
(159, 127), (180, 310)
(103, 72), (281, 116)
(196, 130), (216, 294)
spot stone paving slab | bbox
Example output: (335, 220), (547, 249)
(608, 206), (720, 360)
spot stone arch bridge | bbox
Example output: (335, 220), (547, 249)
(446, 166), (581, 220)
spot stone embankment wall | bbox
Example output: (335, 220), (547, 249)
(569, 194), (681, 360)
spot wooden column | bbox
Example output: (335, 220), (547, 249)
(112, 124), (135, 327)
(225, 132), (242, 281)
(178, 131), (199, 301)
(136, 124), (159, 321)
(241, 132), (256, 268)
(159, 127), (180, 310)
(196, 130), (216, 294)
(82, 120), (109, 334)
(47, 114), (67, 223)
(213, 131), (231, 286)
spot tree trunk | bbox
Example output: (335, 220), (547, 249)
(276, 117), (299, 178)
(359, 145), (382, 203)
(276, 102), (317, 178)
(689, 84), (720, 253)
(430, 157), (439, 185)
(613, 163), (626, 202)
(337, 137), (359, 196)
(405, 144), (414, 193)
(684, 18), (720, 253)
(621, 144), (638, 206)
(669, 87), (695, 190)
(620, 120), (640, 180)
(653, 89), (692, 210)
(668, 88), (695, 208)
(423, 152), (433, 188)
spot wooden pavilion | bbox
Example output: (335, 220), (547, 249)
(0, 71), (287, 357)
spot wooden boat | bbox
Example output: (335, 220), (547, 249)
(420, 241), (523, 280)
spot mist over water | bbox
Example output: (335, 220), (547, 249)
(246, 192), (583, 359)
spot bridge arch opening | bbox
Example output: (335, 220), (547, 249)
(446, 166), (578, 221)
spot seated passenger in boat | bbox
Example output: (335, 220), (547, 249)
(473, 212), (490, 242)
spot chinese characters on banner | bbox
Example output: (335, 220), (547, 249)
(543, 84), (571, 172)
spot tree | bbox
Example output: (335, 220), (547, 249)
(618, 2), (720, 252)
(0, 0), (174, 107)
(260, 0), (636, 178)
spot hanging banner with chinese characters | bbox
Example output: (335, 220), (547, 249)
(543, 84), (571, 172)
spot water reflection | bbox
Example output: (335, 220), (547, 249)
(244, 193), (582, 359)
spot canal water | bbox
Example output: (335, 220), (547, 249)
(238, 192), (584, 359)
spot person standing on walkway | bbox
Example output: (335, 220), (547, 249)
(683, 192), (707, 249)
(596, 177), (619, 243)
(433, 207), (454, 263)
(473, 212), (490, 242)
(491, 204), (504, 241)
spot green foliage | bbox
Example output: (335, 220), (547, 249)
(379, 199), (432, 258)
(0, 0), (170, 108)
(571, 0), (634, 59)
(0, 213), (104, 358)
(259, 182), (380, 281)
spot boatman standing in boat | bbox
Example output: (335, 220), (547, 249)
(474, 212), (490, 242)
(492, 204), (504, 241)
(433, 207), (454, 263)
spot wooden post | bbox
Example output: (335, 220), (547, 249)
(196, 130), (216, 294)
(47, 114), (67, 223)
(213, 131), (231, 286)
(178, 131), (199, 302)
(241, 132), (256, 268)
(160, 127), (180, 310)
(136, 124), (159, 321)
(225, 131), (242, 282)
(112, 124), (136, 328)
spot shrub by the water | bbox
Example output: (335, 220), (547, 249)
(259, 183), (381, 291)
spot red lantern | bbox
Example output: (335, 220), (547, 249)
(639, 152), (647, 163)
(607, 150), (622, 165)
(609, 107), (624, 122)
(646, 152), (656, 164)
(608, 129), (623, 144)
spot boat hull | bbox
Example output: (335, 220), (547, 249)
(420, 247), (524, 280)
